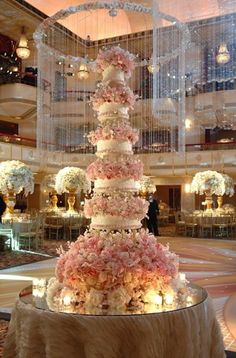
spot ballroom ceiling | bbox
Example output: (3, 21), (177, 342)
(1, 0), (236, 42)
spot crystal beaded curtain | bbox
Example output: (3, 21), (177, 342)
(185, 0), (236, 134)
(152, 0), (189, 153)
(34, 1), (189, 169)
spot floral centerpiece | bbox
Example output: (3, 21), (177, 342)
(41, 174), (56, 194)
(55, 167), (90, 213)
(216, 174), (235, 210)
(91, 84), (138, 112)
(96, 46), (136, 79)
(0, 160), (34, 216)
(139, 176), (156, 196)
(41, 174), (58, 211)
(191, 170), (225, 210)
(223, 174), (234, 197)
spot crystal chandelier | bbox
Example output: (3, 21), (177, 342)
(216, 43), (230, 65)
(16, 27), (30, 60)
(77, 63), (89, 80)
(147, 57), (160, 74)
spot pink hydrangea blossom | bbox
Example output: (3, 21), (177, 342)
(91, 84), (138, 111)
(84, 195), (148, 219)
(96, 46), (135, 78)
(86, 158), (143, 181)
(87, 125), (139, 145)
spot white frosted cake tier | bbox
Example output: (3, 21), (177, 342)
(98, 103), (129, 116)
(96, 139), (133, 156)
(102, 65), (125, 84)
(94, 178), (140, 192)
(90, 215), (141, 230)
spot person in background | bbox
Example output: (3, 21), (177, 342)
(0, 195), (6, 223)
(146, 193), (160, 236)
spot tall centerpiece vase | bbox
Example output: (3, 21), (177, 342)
(205, 191), (213, 212)
(3, 190), (16, 217)
(67, 189), (76, 214)
(217, 195), (223, 209)
(50, 191), (58, 211)
(216, 195), (224, 212)
(139, 189), (147, 199)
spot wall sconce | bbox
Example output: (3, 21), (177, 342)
(185, 118), (192, 129)
(216, 43), (230, 65)
(77, 63), (89, 80)
(16, 27), (30, 60)
(184, 183), (191, 193)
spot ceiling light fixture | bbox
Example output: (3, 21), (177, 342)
(16, 27), (30, 60)
(216, 43), (230, 65)
(77, 63), (89, 80)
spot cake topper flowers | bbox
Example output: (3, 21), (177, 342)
(96, 46), (136, 78)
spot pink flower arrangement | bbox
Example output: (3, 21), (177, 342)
(84, 195), (148, 219)
(86, 158), (143, 181)
(87, 125), (139, 145)
(96, 46), (136, 78)
(91, 84), (138, 111)
(55, 229), (179, 293)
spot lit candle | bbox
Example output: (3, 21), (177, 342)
(186, 295), (193, 307)
(179, 273), (186, 281)
(165, 294), (174, 306)
(152, 294), (162, 306)
(63, 295), (71, 306)
(32, 278), (46, 298)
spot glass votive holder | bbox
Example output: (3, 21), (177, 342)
(164, 293), (174, 308)
(32, 278), (47, 298)
(179, 273), (186, 281)
(186, 295), (193, 307)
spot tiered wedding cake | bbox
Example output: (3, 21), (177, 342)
(47, 47), (186, 314)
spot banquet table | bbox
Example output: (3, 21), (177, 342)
(3, 285), (226, 358)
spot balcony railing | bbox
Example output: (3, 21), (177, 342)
(186, 141), (236, 152)
(0, 132), (36, 147)
(1, 132), (236, 154)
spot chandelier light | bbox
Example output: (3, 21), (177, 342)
(216, 43), (230, 65)
(16, 27), (30, 60)
(77, 63), (89, 80)
(147, 59), (160, 74)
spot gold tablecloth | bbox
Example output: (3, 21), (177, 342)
(3, 294), (225, 358)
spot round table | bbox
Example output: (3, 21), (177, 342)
(3, 285), (226, 358)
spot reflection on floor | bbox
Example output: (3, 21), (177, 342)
(0, 236), (236, 351)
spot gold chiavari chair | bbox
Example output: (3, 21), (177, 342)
(46, 216), (64, 240)
(213, 215), (230, 238)
(199, 214), (213, 238)
(185, 214), (198, 237)
(175, 211), (186, 236)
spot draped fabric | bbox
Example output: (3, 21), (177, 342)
(3, 297), (225, 358)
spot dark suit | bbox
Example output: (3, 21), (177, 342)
(0, 196), (6, 222)
(147, 199), (159, 236)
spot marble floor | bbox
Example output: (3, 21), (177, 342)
(0, 236), (236, 351)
